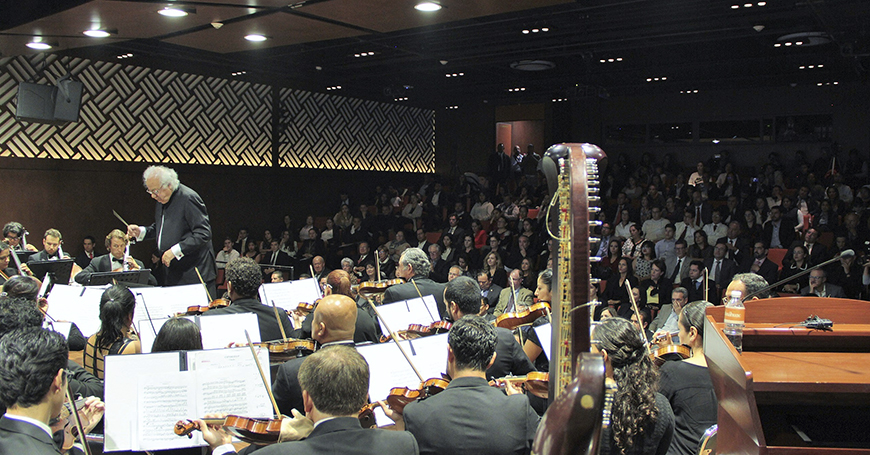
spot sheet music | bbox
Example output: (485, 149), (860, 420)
(45, 284), (107, 337)
(138, 314), (261, 354)
(258, 278), (321, 312)
(47, 321), (72, 339)
(357, 333), (449, 426)
(534, 323), (552, 361)
(375, 295), (440, 335)
(133, 284), (209, 321)
(137, 372), (200, 451)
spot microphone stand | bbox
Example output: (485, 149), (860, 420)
(744, 249), (855, 301)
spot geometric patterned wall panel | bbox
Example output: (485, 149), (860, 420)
(277, 88), (434, 173)
(0, 54), (272, 166)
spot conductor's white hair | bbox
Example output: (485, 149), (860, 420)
(143, 166), (180, 191)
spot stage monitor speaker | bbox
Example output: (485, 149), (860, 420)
(53, 78), (83, 124)
(16, 82), (57, 123)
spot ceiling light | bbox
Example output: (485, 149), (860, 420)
(744, 3), (752, 7)
(158, 7), (190, 17)
(774, 43), (781, 47)
(245, 34), (267, 42)
(541, 27), (549, 32)
(522, 29), (530, 34)
(757, 1), (766, 5)
(117, 53), (133, 59)
(414, 2), (442, 12)
(231, 71), (247, 76)
(731, 4), (740, 8)
(26, 41), (53, 50)
(83, 29), (111, 38)
(712, 140), (721, 144)
(510, 60), (555, 71)
(531, 28), (539, 33)
(616, 57), (623, 61)
(446, 105), (458, 110)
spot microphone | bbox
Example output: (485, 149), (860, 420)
(743, 249), (855, 300)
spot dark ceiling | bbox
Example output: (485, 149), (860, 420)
(1, 0), (869, 109)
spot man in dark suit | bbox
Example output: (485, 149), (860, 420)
(383, 312), (539, 454)
(785, 228), (829, 267)
(203, 345), (418, 455)
(441, 213), (467, 243)
(204, 257), (294, 343)
(476, 270), (503, 313)
(744, 241), (780, 288)
(352, 241), (375, 280)
(310, 256), (329, 282)
(762, 206), (796, 250)
(27, 229), (71, 262)
(680, 260), (716, 303)
(800, 269), (846, 298)
(0, 327), (104, 455)
(273, 293), (359, 417)
(688, 190), (713, 226)
(74, 229), (153, 285)
(260, 239), (293, 281)
(73, 235), (97, 269)
(717, 221), (752, 266)
(128, 165), (216, 298)
(382, 248), (447, 319)
(426, 243), (450, 283)
(705, 241), (738, 302)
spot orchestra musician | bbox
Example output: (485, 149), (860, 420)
(382, 248), (447, 320)
(381, 315), (539, 455)
(127, 165), (217, 298)
(288, 269), (379, 344)
(203, 257), (294, 343)
(0, 327), (105, 455)
(273, 294), (359, 419)
(74, 229), (155, 285)
(201, 345), (418, 455)
(82, 285), (142, 380)
(0, 295), (103, 416)
(27, 229), (72, 262)
(2, 221), (38, 252)
(0, 243), (17, 285)
(3, 275), (87, 351)
(591, 317), (675, 455)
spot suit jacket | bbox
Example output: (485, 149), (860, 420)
(0, 416), (68, 455)
(253, 417), (418, 455)
(28, 250), (65, 262)
(664, 255), (691, 283)
(261, 250), (292, 267)
(74, 252), (95, 269)
(493, 287), (534, 316)
(74, 254), (148, 285)
(403, 376), (539, 455)
(142, 183), (216, 286)
(382, 276), (447, 320)
(785, 240), (829, 267)
(744, 258), (779, 287)
(204, 297), (294, 343)
(649, 303), (674, 333)
(716, 235), (752, 265)
(800, 283), (846, 298)
(429, 259), (450, 283)
(680, 277), (717, 303)
(762, 220), (796, 250)
(481, 284), (503, 312)
(488, 327), (535, 380)
(704, 257), (738, 290)
(273, 341), (356, 417)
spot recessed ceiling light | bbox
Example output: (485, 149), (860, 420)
(158, 7), (189, 17)
(415, 2), (442, 12)
(83, 29), (111, 38)
(245, 34), (267, 42)
(26, 41), (52, 50)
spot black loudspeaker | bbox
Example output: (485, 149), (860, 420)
(15, 77), (83, 125)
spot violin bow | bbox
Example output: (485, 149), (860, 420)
(244, 330), (283, 418)
(624, 280), (650, 350)
(9, 246), (25, 276)
(135, 292), (158, 336)
(194, 267), (213, 304)
(270, 300), (289, 343)
(64, 379), (92, 455)
(408, 278), (436, 322)
(365, 297), (425, 383)
(703, 266), (709, 303)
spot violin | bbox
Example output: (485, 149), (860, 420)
(294, 301), (315, 314)
(379, 321), (452, 343)
(256, 338), (316, 363)
(49, 397), (86, 453)
(491, 372), (550, 399)
(179, 298), (230, 316)
(650, 344), (691, 366)
(495, 301), (551, 331)
(384, 377), (450, 413)
(175, 415), (283, 444)
(355, 278), (405, 295)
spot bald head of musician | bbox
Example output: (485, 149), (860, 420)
(725, 272), (769, 301)
(310, 294), (357, 345)
(443, 276), (481, 321)
(142, 165), (179, 205)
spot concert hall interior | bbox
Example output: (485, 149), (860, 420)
(2, 1), (870, 455)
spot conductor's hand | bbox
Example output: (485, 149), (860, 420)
(127, 225), (141, 240)
(162, 250), (175, 267)
(279, 409), (314, 442)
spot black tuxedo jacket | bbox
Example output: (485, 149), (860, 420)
(250, 417), (418, 455)
(74, 254), (148, 285)
(403, 376), (539, 455)
(481, 284), (503, 312)
(0, 416), (78, 455)
(488, 327), (535, 380)
(142, 183), (216, 285)
(203, 297), (294, 343)
(382, 276), (447, 320)
(261, 250), (292, 267)
(74, 252), (94, 269)
(680, 277), (718, 303)
(27, 250), (65, 262)
(272, 341), (356, 417)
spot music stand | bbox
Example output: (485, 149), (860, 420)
(14, 250), (37, 264)
(86, 269), (152, 286)
(27, 259), (74, 284)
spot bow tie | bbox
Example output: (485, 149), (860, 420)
(112, 257), (124, 264)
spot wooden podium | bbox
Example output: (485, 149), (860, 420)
(705, 297), (870, 455)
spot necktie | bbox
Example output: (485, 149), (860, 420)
(712, 224), (717, 232)
(272, 252), (277, 265)
(714, 260), (721, 283)
(671, 258), (682, 281)
(696, 206), (702, 223)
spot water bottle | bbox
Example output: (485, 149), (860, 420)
(724, 289), (744, 353)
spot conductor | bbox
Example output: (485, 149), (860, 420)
(127, 165), (216, 297)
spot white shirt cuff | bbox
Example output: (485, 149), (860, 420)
(136, 229), (147, 242)
(171, 244), (184, 259)
(212, 443), (236, 455)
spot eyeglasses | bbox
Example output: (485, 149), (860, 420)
(146, 185), (166, 196)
